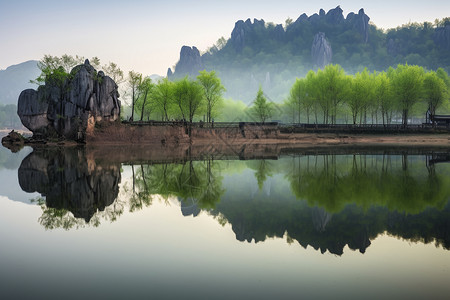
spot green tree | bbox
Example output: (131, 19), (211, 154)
(375, 72), (394, 125)
(390, 64), (425, 126)
(152, 78), (174, 121)
(135, 77), (154, 121)
(103, 62), (124, 83)
(423, 71), (447, 117)
(197, 70), (225, 123)
(251, 87), (274, 122)
(173, 77), (205, 123)
(347, 69), (373, 124)
(320, 64), (349, 124)
(127, 71), (143, 121)
(288, 78), (307, 123)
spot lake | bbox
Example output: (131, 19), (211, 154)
(0, 142), (449, 299)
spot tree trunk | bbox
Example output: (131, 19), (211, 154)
(131, 87), (135, 121)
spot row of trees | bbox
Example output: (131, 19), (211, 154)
(127, 70), (225, 123)
(135, 63), (448, 126)
(30, 55), (449, 126)
(286, 64), (450, 125)
(32, 54), (124, 86)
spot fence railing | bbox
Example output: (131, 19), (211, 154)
(121, 120), (449, 132)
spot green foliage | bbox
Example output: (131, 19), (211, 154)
(250, 87), (274, 122)
(151, 78), (174, 121)
(282, 63), (450, 125)
(215, 98), (248, 122)
(172, 77), (205, 122)
(423, 72), (447, 115)
(348, 68), (373, 124)
(197, 70), (225, 123)
(390, 64), (425, 125)
(127, 70), (143, 121)
(134, 77), (154, 121)
(32, 54), (124, 87)
(197, 15), (450, 103)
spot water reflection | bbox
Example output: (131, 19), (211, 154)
(18, 147), (122, 229)
(14, 146), (450, 254)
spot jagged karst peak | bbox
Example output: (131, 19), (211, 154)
(167, 67), (173, 78)
(169, 45), (203, 79)
(325, 5), (344, 24)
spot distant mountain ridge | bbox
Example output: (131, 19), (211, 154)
(169, 6), (450, 102)
(0, 60), (40, 105)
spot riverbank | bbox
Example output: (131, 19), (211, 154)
(2, 122), (450, 153)
(86, 121), (450, 146)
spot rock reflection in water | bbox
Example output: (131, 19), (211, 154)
(14, 145), (450, 254)
(18, 147), (121, 227)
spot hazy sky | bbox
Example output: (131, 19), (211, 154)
(1, 0), (449, 75)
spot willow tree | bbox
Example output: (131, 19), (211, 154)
(390, 64), (425, 126)
(152, 78), (174, 121)
(423, 71), (447, 117)
(347, 69), (373, 125)
(197, 70), (225, 123)
(375, 72), (394, 125)
(314, 65), (348, 124)
(173, 77), (204, 123)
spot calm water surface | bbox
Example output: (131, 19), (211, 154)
(0, 143), (449, 299)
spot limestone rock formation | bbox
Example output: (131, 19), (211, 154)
(171, 46), (203, 78)
(230, 18), (268, 52)
(17, 60), (120, 141)
(167, 67), (173, 78)
(434, 25), (450, 50)
(17, 89), (50, 133)
(346, 8), (370, 43)
(311, 32), (333, 69)
(1, 130), (25, 152)
(325, 5), (344, 24)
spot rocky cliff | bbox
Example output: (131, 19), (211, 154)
(311, 32), (333, 68)
(169, 6), (371, 79)
(17, 60), (120, 141)
(168, 46), (203, 78)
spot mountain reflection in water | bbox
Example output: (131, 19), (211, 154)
(16, 145), (450, 254)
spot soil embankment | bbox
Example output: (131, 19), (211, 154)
(85, 122), (450, 147)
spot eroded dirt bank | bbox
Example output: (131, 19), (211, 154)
(86, 122), (450, 147)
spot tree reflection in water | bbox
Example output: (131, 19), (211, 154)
(17, 147), (450, 254)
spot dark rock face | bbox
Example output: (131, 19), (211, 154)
(172, 46), (203, 77)
(230, 18), (268, 52)
(312, 32), (333, 69)
(18, 147), (120, 222)
(325, 5), (344, 24)
(17, 89), (50, 133)
(1, 130), (25, 152)
(271, 24), (285, 41)
(17, 60), (120, 141)
(434, 25), (450, 50)
(346, 8), (370, 43)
